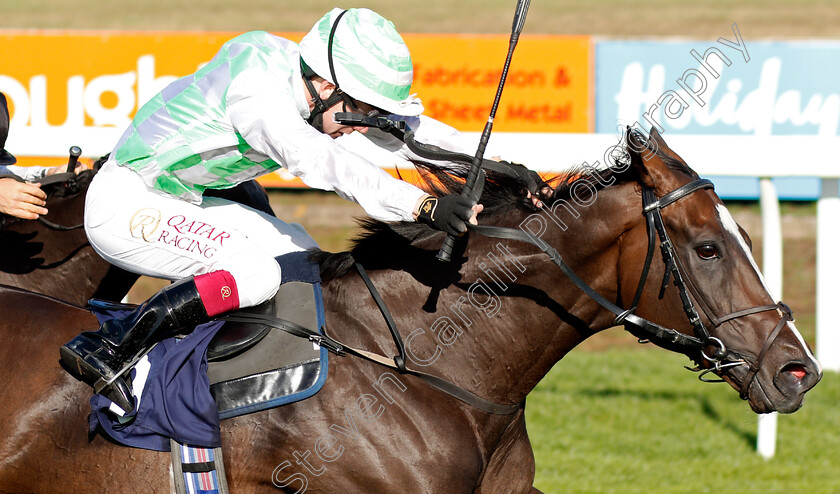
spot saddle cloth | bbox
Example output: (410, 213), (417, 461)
(87, 251), (329, 452)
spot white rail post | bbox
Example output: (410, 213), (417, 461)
(817, 178), (840, 372)
(756, 177), (781, 459)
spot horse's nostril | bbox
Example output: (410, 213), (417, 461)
(783, 363), (808, 380)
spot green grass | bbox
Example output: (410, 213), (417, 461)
(1, 0), (840, 37)
(527, 346), (840, 493)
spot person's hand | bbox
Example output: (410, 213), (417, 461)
(527, 186), (554, 209)
(0, 178), (47, 219)
(414, 194), (483, 236)
(45, 160), (91, 176)
(489, 156), (551, 208)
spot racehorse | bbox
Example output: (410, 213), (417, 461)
(0, 128), (821, 493)
(0, 169), (138, 305)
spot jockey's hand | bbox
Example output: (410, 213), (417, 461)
(415, 194), (483, 236)
(0, 177), (47, 219)
(527, 186), (553, 209)
(489, 156), (551, 209)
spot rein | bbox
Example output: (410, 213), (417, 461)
(0, 172), (85, 231)
(322, 119), (790, 406)
(35, 172), (86, 231)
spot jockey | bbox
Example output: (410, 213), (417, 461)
(59, 8), (482, 413)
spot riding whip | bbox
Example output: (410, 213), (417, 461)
(436, 0), (531, 262)
(66, 146), (81, 173)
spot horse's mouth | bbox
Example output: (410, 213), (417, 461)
(726, 360), (821, 414)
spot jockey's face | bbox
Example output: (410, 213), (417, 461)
(309, 80), (382, 138)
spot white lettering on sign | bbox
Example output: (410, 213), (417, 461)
(0, 55), (180, 129)
(615, 57), (840, 136)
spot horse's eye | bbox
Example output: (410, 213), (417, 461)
(696, 244), (719, 260)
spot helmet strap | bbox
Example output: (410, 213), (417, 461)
(301, 60), (343, 132)
(300, 9), (354, 132)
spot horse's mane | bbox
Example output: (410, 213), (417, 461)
(42, 168), (96, 198)
(312, 135), (652, 281)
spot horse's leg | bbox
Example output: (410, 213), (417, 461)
(474, 407), (537, 494)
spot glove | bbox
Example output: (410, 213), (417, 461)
(415, 194), (475, 236)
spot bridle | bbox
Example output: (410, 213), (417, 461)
(635, 179), (793, 399)
(395, 127), (794, 403)
(471, 177), (794, 401)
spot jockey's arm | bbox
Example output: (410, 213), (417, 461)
(227, 70), (427, 222)
(352, 114), (547, 208)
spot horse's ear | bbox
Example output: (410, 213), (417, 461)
(648, 126), (687, 164)
(626, 126), (689, 194)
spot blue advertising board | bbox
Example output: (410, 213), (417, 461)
(595, 30), (840, 199)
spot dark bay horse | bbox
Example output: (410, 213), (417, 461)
(0, 169), (138, 305)
(0, 129), (821, 493)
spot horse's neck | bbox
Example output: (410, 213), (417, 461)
(456, 185), (637, 400)
(325, 184), (638, 406)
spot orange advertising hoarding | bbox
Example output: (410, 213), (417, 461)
(0, 31), (590, 186)
(409, 35), (591, 133)
(0, 31), (238, 130)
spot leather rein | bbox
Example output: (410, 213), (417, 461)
(0, 171), (85, 231)
(35, 172), (86, 231)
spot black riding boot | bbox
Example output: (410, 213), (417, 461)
(59, 277), (210, 413)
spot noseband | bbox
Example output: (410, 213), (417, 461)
(471, 178), (793, 400)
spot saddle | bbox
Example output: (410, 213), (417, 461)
(207, 280), (327, 419)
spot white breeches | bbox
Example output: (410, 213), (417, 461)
(84, 163), (319, 307)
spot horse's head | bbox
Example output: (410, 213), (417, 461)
(619, 127), (821, 414)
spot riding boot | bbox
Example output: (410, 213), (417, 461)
(59, 277), (210, 413)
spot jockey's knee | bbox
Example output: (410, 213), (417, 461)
(221, 255), (282, 308)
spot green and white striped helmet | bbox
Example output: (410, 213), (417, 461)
(299, 8), (423, 116)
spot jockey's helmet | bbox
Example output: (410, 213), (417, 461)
(299, 8), (423, 117)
